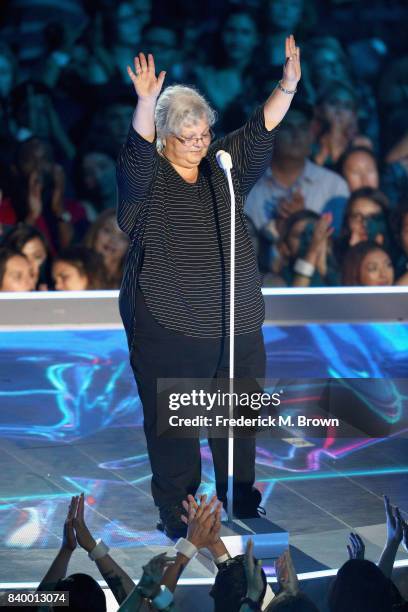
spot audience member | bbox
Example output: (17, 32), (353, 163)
(84, 209), (129, 288)
(4, 137), (90, 252)
(278, 210), (338, 287)
(336, 187), (391, 262)
(110, 0), (153, 84)
(245, 108), (349, 239)
(1, 223), (50, 289)
(337, 146), (380, 193)
(328, 559), (393, 612)
(194, 7), (260, 130)
(141, 21), (185, 83)
(52, 245), (107, 290)
(329, 496), (408, 612)
(391, 200), (408, 283)
(36, 493), (135, 610)
(74, 150), (118, 220)
(312, 81), (373, 170)
(341, 241), (394, 287)
(0, 246), (34, 291)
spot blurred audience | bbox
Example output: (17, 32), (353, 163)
(0, 0), (406, 291)
(245, 108), (349, 238)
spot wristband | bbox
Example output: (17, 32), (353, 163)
(278, 80), (297, 95)
(151, 585), (173, 610)
(88, 539), (109, 561)
(174, 537), (198, 559)
(214, 552), (231, 565)
(294, 258), (315, 278)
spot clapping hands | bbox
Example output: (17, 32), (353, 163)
(244, 539), (265, 602)
(275, 549), (299, 596)
(181, 494), (222, 549)
(61, 493), (96, 554)
(138, 553), (177, 599)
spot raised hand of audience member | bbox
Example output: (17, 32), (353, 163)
(73, 492), (135, 604)
(72, 492), (97, 552)
(244, 538), (265, 603)
(37, 496), (79, 591)
(62, 495), (78, 552)
(159, 495), (222, 595)
(182, 494), (228, 561)
(138, 553), (177, 599)
(378, 494), (404, 578)
(384, 495), (403, 545)
(181, 494), (222, 549)
(293, 212), (333, 287)
(347, 532), (365, 560)
(275, 549), (299, 596)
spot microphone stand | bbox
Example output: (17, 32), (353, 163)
(226, 166), (235, 524)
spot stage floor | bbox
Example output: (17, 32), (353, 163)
(1, 322), (408, 593)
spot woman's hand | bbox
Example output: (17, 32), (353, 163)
(72, 492), (97, 553)
(138, 553), (176, 599)
(306, 213), (333, 266)
(182, 494), (222, 549)
(347, 532), (365, 560)
(384, 495), (403, 546)
(275, 549), (299, 596)
(244, 539), (265, 602)
(282, 35), (301, 87)
(61, 496), (78, 552)
(127, 53), (166, 101)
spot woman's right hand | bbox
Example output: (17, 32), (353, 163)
(127, 53), (166, 101)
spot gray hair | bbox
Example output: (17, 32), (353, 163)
(154, 85), (217, 151)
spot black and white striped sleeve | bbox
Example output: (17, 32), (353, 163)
(211, 105), (278, 198)
(116, 126), (158, 235)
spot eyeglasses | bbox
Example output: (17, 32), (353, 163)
(349, 212), (384, 224)
(172, 129), (214, 147)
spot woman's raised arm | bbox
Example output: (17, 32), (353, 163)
(127, 52), (166, 142)
(264, 34), (301, 131)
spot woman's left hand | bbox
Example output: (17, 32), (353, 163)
(282, 35), (301, 86)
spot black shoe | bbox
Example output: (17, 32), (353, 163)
(157, 503), (188, 539)
(222, 487), (266, 519)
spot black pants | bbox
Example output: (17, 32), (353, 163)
(130, 286), (266, 508)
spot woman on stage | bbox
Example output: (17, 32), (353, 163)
(117, 37), (301, 538)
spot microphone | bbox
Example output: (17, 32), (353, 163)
(216, 150), (233, 172)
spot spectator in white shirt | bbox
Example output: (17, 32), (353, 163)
(245, 108), (349, 238)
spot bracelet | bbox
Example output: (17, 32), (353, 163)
(294, 258), (315, 278)
(151, 585), (174, 610)
(278, 80), (297, 95)
(88, 539), (109, 561)
(174, 537), (198, 560)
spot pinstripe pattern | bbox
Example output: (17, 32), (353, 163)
(117, 106), (277, 348)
